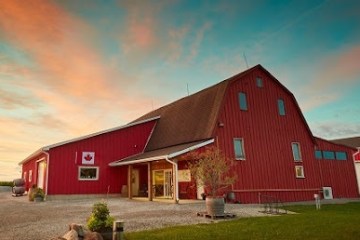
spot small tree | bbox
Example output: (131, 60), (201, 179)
(87, 201), (114, 232)
(187, 146), (236, 197)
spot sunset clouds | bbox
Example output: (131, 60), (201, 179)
(0, 0), (359, 180)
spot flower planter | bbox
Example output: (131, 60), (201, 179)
(34, 197), (44, 202)
(206, 197), (225, 217)
(99, 230), (112, 240)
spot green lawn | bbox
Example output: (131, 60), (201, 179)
(125, 202), (360, 240)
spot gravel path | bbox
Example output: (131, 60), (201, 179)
(0, 191), (268, 240)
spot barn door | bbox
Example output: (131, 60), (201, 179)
(37, 161), (46, 190)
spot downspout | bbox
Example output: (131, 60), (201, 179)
(43, 150), (50, 196)
(165, 156), (179, 203)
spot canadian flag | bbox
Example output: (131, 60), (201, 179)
(82, 152), (95, 165)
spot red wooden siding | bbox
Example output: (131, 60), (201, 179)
(213, 68), (359, 203)
(315, 138), (358, 198)
(355, 151), (360, 161)
(21, 152), (48, 192)
(46, 120), (156, 195)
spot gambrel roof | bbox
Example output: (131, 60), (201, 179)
(131, 64), (315, 153)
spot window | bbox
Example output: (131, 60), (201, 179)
(315, 150), (322, 159)
(292, 143), (302, 161)
(238, 92), (248, 110)
(29, 170), (32, 182)
(23, 172), (27, 182)
(234, 138), (245, 160)
(256, 77), (263, 88)
(335, 151), (347, 160)
(278, 99), (285, 116)
(295, 166), (305, 178)
(79, 166), (99, 180)
(323, 151), (335, 160)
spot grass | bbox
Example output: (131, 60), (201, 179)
(125, 202), (360, 240)
(0, 181), (13, 187)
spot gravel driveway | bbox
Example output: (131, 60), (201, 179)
(0, 190), (267, 240)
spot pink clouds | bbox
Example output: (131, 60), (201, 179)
(119, 0), (166, 56)
(298, 44), (360, 112)
(0, 0), (158, 165)
(0, 0), (120, 101)
(118, 1), (212, 64)
(0, 1), (153, 117)
(317, 45), (360, 86)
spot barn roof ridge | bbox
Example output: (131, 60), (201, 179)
(132, 64), (263, 151)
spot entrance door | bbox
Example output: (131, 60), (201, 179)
(37, 161), (46, 190)
(152, 169), (172, 198)
(164, 170), (173, 198)
(131, 169), (139, 196)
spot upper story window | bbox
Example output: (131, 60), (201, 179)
(335, 151), (347, 160)
(238, 92), (248, 111)
(315, 150), (322, 159)
(234, 138), (245, 160)
(292, 142), (302, 161)
(278, 99), (285, 116)
(323, 151), (335, 160)
(256, 77), (263, 88)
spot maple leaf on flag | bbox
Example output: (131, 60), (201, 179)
(84, 154), (93, 161)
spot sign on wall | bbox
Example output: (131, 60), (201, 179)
(178, 169), (191, 182)
(82, 152), (95, 165)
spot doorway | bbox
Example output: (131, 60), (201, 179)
(131, 169), (139, 196)
(153, 169), (173, 198)
(37, 160), (47, 190)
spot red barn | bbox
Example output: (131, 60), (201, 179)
(331, 136), (360, 198)
(20, 65), (359, 203)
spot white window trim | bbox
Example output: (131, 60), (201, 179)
(78, 166), (99, 181)
(234, 138), (246, 160)
(291, 142), (302, 162)
(295, 166), (305, 178)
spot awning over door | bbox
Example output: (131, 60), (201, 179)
(109, 139), (214, 167)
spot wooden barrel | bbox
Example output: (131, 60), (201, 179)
(206, 197), (225, 217)
(13, 178), (25, 187)
(121, 185), (128, 197)
(12, 186), (25, 195)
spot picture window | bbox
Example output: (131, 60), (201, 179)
(79, 166), (99, 181)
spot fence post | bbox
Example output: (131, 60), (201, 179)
(113, 220), (124, 240)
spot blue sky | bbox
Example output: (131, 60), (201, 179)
(0, 0), (359, 180)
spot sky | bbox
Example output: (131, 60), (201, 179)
(0, 0), (359, 181)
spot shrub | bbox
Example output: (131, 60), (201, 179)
(87, 201), (114, 232)
(34, 188), (45, 198)
(0, 181), (13, 187)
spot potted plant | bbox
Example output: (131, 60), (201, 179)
(87, 201), (115, 240)
(33, 187), (45, 202)
(188, 146), (236, 217)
